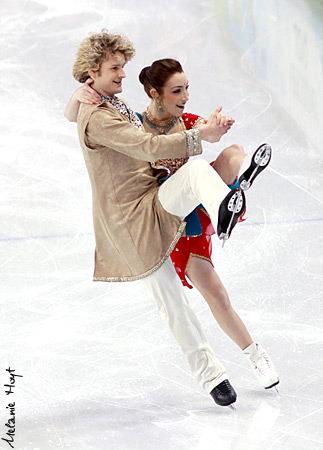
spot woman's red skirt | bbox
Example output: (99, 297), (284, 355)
(170, 207), (215, 289)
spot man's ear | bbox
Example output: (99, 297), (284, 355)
(89, 70), (97, 80)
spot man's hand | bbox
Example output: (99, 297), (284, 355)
(199, 106), (235, 143)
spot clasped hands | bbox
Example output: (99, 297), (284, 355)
(199, 106), (235, 143)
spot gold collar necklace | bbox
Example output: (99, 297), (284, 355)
(144, 108), (177, 134)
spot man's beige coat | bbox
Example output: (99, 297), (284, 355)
(77, 100), (202, 282)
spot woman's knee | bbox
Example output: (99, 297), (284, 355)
(208, 289), (231, 313)
(219, 144), (245, 164)
(231, 143), (245, 153)
(212, 144), (246, 184)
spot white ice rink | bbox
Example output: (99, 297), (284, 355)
(1, 0), (323, 449)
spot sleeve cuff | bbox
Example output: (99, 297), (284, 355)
(185, 128), (202, 157)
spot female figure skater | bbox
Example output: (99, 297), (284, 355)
(136, 59), (279, 391)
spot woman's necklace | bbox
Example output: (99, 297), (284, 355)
(143, 108), (177, 134)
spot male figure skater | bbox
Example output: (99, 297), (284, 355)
(67, 29), (277, 407)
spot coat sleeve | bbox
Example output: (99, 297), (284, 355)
(85, 108), (202, 162)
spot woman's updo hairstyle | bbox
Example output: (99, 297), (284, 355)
(139, 59), (183, 98)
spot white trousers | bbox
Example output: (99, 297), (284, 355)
(158, 158), (230, 226)
(142, 159), (232, 392)
(141, 257), (227, 393)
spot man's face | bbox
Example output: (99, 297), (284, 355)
(90, 52), (126, 97)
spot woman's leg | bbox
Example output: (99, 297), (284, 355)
(158, 159), (245, 241)
(186, 256), (253, 350)
(212, 144), (246, 185)
(213, 143), (272, 191)
(186, 256), (279, 389)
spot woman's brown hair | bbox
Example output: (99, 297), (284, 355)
(139, 59), (184, 98)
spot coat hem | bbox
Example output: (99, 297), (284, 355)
(93, 220), (186, 282)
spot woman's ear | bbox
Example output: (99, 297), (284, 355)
(150, 88), (158, 99)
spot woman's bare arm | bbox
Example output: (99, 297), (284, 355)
(64, 78), (102, 122)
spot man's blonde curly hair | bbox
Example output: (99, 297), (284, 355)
(73, 29), (135, 83)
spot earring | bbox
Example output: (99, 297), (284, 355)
(156, 96), (164, 113)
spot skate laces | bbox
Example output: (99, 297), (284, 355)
(251, 351), (274, 375)
(245, 344), (279, 388)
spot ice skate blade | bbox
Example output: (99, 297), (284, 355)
(220, 235), (229, 248)
(228, 404), (236, 410)
(221, 190), (243, 246)
(239, 143), (272, 191)
(218, 188), (245, 244)
(240, 179), (251, 190)
(265, 380), (280, 390)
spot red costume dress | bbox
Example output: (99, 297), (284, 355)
(152, 113), (215, 289)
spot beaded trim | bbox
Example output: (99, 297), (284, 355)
(100, 94), (144, 131)
(184, 254), (214, 288)
(192, 117), (206, 128)
(185, 253), (214, 275)
(185, 128), (202, 157)
(151, 156), (189, 176)
(93, 220), (187, 282)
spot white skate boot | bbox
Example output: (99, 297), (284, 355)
(243, 343), (279, 389)
(238, 143), (272, 191)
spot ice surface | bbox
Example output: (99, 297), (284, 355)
(0, 0), (322, 449)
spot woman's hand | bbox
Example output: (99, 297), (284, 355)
(199, 106), (235, 143)
(214, 106), (235, 128)
(74, 78), (102, 105)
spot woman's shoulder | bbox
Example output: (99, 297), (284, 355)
(136, 112), (144, 123)
(181, 113), (205, 130)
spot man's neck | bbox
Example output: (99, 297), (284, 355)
(92, 85), (115, 99)
(100, 93), (117, 101)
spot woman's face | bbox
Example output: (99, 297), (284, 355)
(159, 72), (189, 117)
